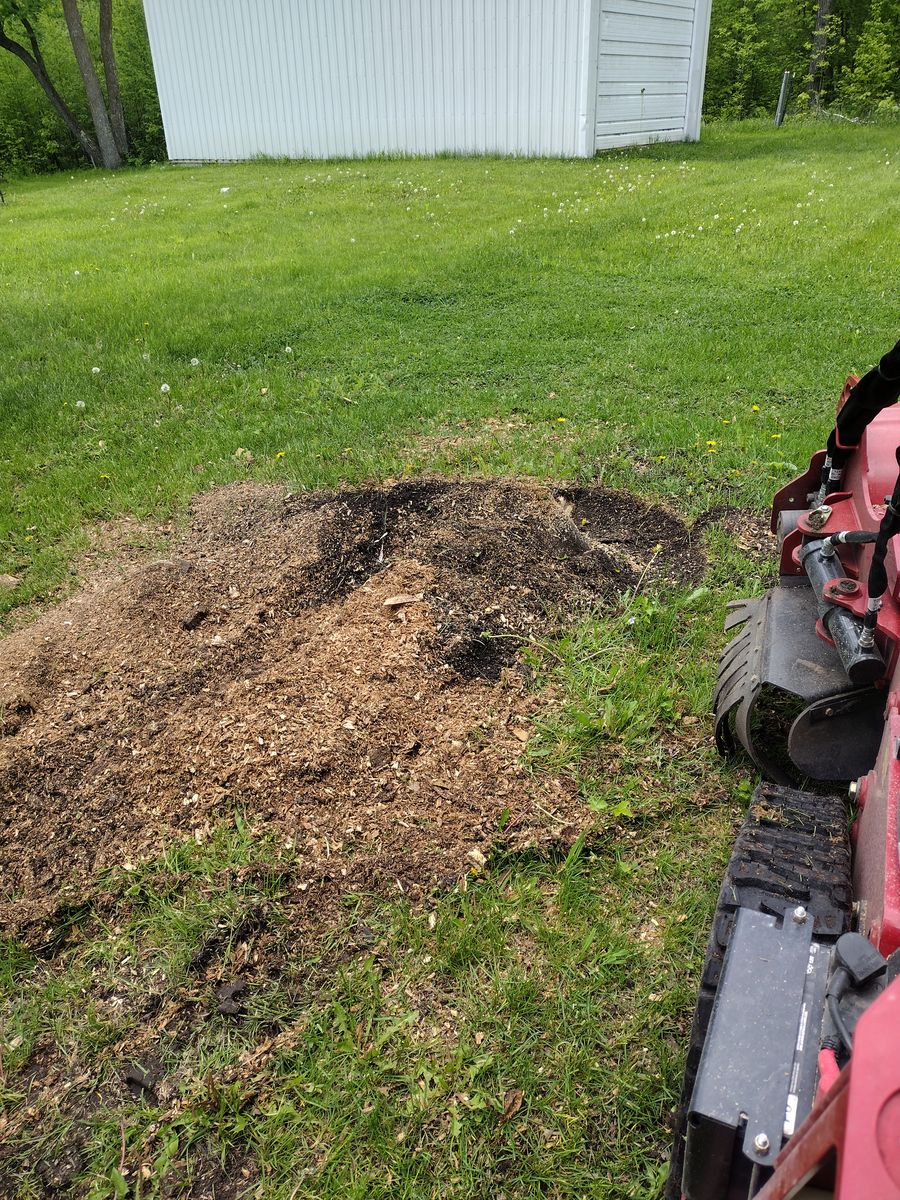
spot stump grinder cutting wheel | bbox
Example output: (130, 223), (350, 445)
(667, 339), (900, 1200)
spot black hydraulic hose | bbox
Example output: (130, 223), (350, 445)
(827, 339), (900, 466)
(819, 339), (900, 495)
(825, 967), (854, 1054)
(821, 530), (879, 555)
(861, 447), (900, 646)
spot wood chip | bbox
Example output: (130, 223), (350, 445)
(382, 593), (424, 608)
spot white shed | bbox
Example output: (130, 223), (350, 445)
(143, 0), (712, 161)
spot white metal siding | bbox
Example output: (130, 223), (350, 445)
(143, 0), (595, 160)
(593, 0), (710, 151)
(142, 0), (711, 161)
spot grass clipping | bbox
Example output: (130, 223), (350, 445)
(0, 478), (703, 944)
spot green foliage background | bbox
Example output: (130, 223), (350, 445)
(0, 0), (163, 174)
(704, 0), (900, 118)
(0, 0), (898, 175)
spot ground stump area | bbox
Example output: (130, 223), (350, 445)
(0, 478), (704, 945)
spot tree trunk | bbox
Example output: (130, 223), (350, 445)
(0, 21), (100, 165)
(808, 0), (833, 109)
(99, 0), (128, 159)
(60, 0), (122, 168)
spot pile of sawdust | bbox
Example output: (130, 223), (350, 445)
(0, 478), (704, 945)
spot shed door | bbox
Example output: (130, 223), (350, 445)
(594, 0), (694, 148)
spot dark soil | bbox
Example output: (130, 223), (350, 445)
(0, 478), (704, 946)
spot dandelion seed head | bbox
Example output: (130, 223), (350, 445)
(160, 383), (171, 394)
(91, 366), (100, 375)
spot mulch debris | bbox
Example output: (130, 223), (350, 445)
(0, 478), (705, 946)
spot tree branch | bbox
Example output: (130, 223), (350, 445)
(99, 0), (128, 158)
(60, 0), (122, 168)
(0, 19), (100, 165)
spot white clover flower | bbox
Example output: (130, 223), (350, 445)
(91, 366), (100, 375)
(142, 352), (150, 361)
(220, 186), (230, 194)
(74, 270), (81, 277)
(284, 346), (293, 354)
(75, 400), (86, 409)
(160, 383), (171, 393)
(190, 357), (200, 366)
(793, 220), (800, 226)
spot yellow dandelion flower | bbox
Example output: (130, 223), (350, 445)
(751, 404), (760, 412)
(771, 433), (782, 440)
(275, 451), (286, 459)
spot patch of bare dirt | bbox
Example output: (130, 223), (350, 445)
(0, 478), (704, 945)
(694, 503), (775, 568)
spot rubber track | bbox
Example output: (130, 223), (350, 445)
(664, 782), (852, 1200)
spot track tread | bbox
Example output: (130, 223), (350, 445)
(664, 782), (851, 1200)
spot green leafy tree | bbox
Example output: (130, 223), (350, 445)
(837, 4), (899, 110)
(808, 0), (835, 107)
(703, 0), (900, 116)
(0, 0), (126, 167)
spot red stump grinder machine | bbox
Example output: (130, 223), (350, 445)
(667, 339), (900, 1200)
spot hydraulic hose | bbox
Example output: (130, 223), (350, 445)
(860, 447), (900, 648)
(818, 338), (900, 497)
(821, 530), (879, 557)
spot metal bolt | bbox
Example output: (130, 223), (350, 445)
(753, 1132), (770, 1154)
(837, 579), (858, 594)
(825, 707), (834, 717)
(807, 504), (832, 531)
(792, 906), (807, 924)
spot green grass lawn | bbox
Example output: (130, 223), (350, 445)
(1, 120), (899, 1200)
(2, 119), (898, 615)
